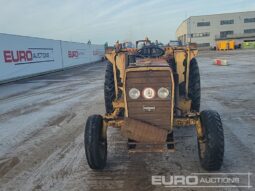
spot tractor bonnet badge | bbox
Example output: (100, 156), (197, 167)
(143, 106), (156, 112)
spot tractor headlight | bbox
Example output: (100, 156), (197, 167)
(129, 88), (140, 99)
(158, 87), (169, 99)
(143, 88), (156, 99)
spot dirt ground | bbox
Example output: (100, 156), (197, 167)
(0, 49), (254, 191)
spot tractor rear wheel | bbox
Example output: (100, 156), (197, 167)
(84, 115), (107, 170)
(198, 110), (224, 171)
(104, 61), (122, 114)
(188, 58), (201, 112)
(104, 61), (115, 114)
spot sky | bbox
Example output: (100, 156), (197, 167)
(0, 0), (254, 45)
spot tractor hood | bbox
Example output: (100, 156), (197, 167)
(129, 58), (169, 68)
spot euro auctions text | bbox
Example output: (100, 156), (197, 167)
(152, 173), (252, 188)
(3, 48), (54, 65)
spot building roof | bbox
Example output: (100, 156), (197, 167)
(176, 10), (255, 34)
(187, 10), (255, 19)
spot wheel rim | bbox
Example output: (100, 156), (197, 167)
(198, 139), (206, 159)
(198, 121), (207, 159)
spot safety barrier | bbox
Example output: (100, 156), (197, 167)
(0, 33), (104, 83)
(214, 59), (228, 66)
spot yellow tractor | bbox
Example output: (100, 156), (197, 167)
(84, 38), (224, 171)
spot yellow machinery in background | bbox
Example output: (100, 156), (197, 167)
(217, 41), (228, 51)
(228, 40), (235, 50)
(216, 40), (235, 51)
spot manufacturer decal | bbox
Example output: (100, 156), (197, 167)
(143, 106), (156, 112)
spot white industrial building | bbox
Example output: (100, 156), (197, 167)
(176, 11), (255, 48)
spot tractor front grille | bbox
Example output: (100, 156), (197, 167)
(125, 70), (173, 130)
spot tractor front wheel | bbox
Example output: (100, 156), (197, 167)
(84, 115), (107, 170)
(197, 110), (224, 171)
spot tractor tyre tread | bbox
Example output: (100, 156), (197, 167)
(188, 58), (201, 112)
(84, 115), (107, 170)
(199, 110), (224, 171)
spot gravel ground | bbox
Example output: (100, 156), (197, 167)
(0, 49), (254, 191)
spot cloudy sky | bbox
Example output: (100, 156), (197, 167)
(0, 0), (254, 44)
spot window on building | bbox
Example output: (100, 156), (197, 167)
(220, 19), (234, 25)
(244, 29), (255, 34)
(244, 18), (255, 23)
(220, 31), (234, 38)
(191, 32), (210, 38)
(197, 21), (210, 27)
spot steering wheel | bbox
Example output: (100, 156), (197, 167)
(136, 44), (165, 58)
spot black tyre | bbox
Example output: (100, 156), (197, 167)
(104, 62), (115, 114)
(198, 110), (224, 171)
(188, 58), (201, 112)
(84, 115), (107, 170)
